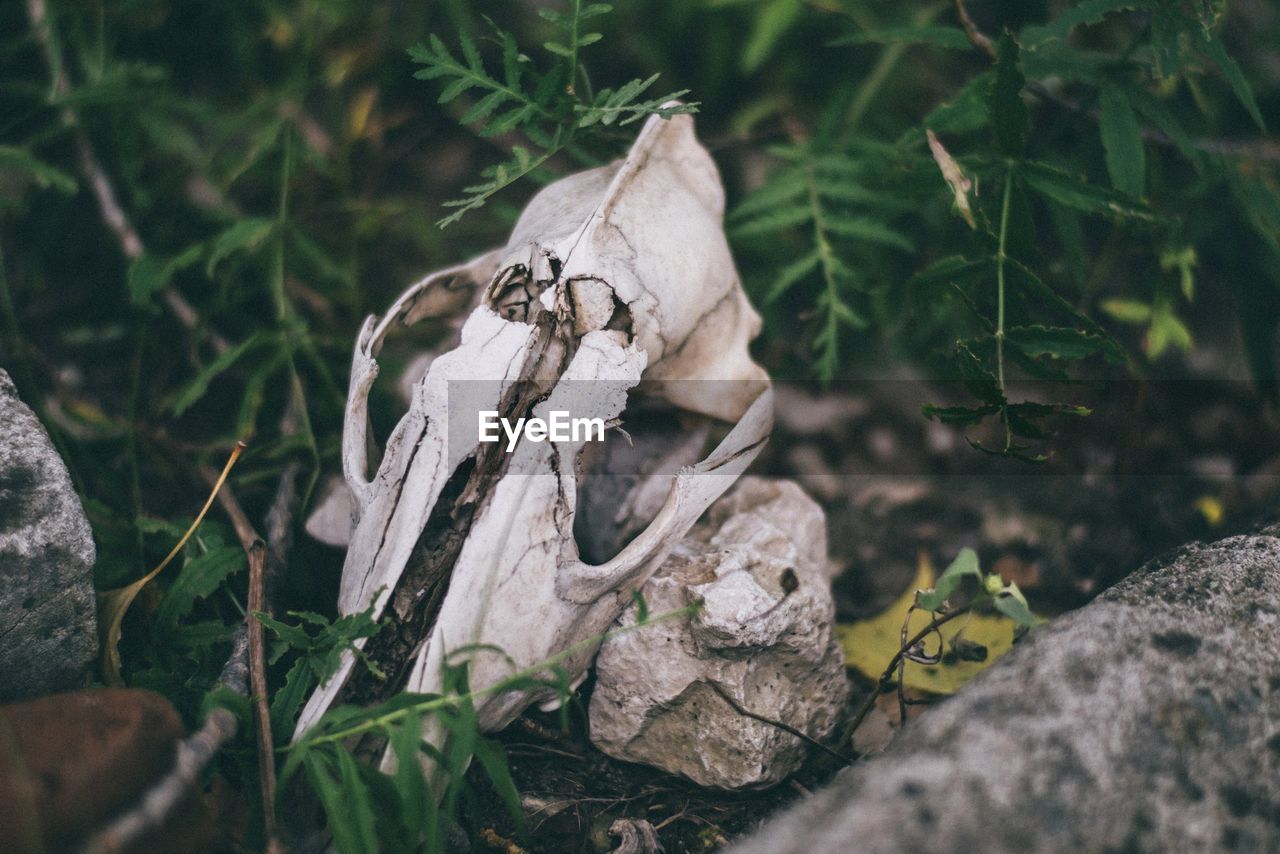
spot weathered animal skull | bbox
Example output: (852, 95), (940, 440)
(293, 112), (773, 762)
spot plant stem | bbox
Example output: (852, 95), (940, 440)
(996, 162), (1013, 450)
(844, 606), (970, 744)
(272, 129), (292, 324)
(566, 0), (582, 96)
(844, 2), (946, 133)
(293, 603), (700, 750)
(803, 157), (842, 372)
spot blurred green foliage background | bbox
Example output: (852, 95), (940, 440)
(1, 0), (1278, 762)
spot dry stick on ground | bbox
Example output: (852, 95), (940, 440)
(83, 457), (302, 853)
(83, 705), (239, 854)
(843, 606), (971, 744)
(207, 469), (289, 854)
(246, 541), (280, 853)
(26, 2), (305, 843)
(24, 0), (231, 355)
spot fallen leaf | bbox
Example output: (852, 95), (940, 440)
(97, 443), (244, 686)
(837, 553), (1025, 695)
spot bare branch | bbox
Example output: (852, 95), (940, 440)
(953, 0), (996, 59)
(708, 682), (849, 763)
(82, 707), (238, 854)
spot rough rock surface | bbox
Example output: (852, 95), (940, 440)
(0, 370), (97, 699)
(733, 525), (1280, 852)
(0, 689), (221, 852)
(590, 477), (848, 789)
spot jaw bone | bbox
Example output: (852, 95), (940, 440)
(293, 112), (773, 758)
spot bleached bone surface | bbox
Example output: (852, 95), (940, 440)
(294, 112), (773, 763)
(589, 478), (849, 789)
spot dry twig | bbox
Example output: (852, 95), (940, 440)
(82, 707), (237, 854)
(707, 682), (849, 763)
(844, 606), (971, 743)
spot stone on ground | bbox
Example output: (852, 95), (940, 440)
(0, 370), (97, 699)
(733, 525), (1280, 852)
(590, 477), (848, 789)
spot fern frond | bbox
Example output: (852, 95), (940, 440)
(409, 34), (549, 128)
(412, 4), (701, 227)
(436, 146), (554, 228)
(576, 74), (695, 127)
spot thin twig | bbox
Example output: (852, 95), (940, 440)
(247, 541), (283, 854)
(24, 0), (230, 355)
(952, 0), (996, 59)
(708, 682), (849, 763)
(844, 606), (971, 743)
(202, 465), (288, 854)
(82, 707), (238, 854)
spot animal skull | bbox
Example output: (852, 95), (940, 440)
(293, 112), (773, 762)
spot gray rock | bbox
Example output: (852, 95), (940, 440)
(734, 525), (1280, 853)
(0, 370), (97, 699)
(590, 478), (848, 789)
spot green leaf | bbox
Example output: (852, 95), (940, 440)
(390, 709), (431, 845)
(1146, 304), (1192, 357)
(127, 245), (203, 306)
(270, 658), (314, 737)
(1022, 0), (1156, 46)
(0, 146), (77, 196)
(205, 218), (276, 276)
(318, 749), (379, 854)
(831, 26), (972, 50)
(950, 340), (1005, 405)
(765, 251), (820, 303)
(924, 71), (992, 134)
(156, 546), (245, 625)
(741, 0), (804, 74)
(473, 736), (527, 841)
(1020, 161), (1160, 221)
(1227, 170), (1280, 253)
(917, 548), (981, 611)
(992, 583), (1036, 627)
(922, 403), (1002, 426)
(170, 331), (275, 415)
(911, 256), (989, 293)
(1005, 324), (1125, 363)
(1002, 258), (1109, 337)
(1126, 88), (1200, 165)
(989, 32), (1028, 157)
(823, 214), (914, 251)
(1100, 298), (1153, 323)
(731, 166), (806, 220)
(1202, 31), (1266, 132)
(730, 203), (813, 238)
(1098, 88), (1145, 198)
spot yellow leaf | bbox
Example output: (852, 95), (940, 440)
(1194, 495), (1224, 527)
(837, 553), (1022, 695)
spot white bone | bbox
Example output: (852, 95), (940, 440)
(294, 113), (774, 762)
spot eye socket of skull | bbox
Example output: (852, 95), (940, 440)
(485, 263), (541, 323)
(568, 277), (634, 338)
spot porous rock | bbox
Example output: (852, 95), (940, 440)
(589, 477), (848, 789)
(733, 525), (1280, 852)
(0, 369), (97, 699)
